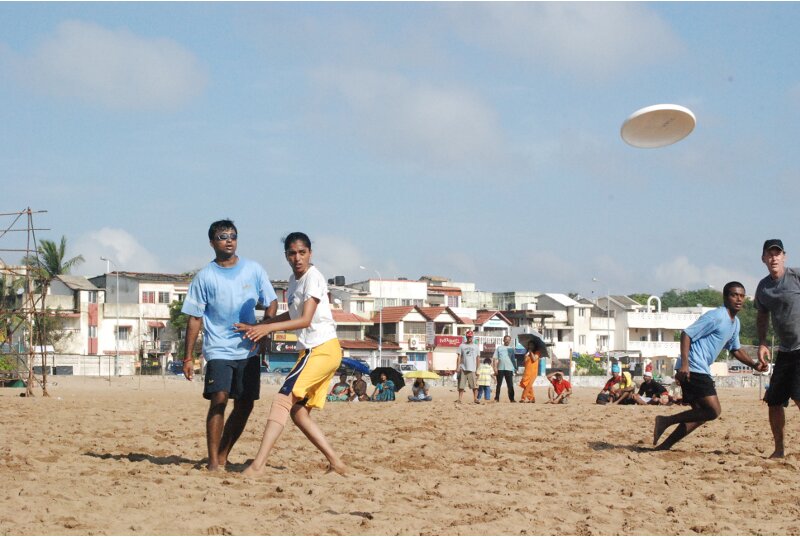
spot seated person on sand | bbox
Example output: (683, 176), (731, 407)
(611, 371), (636, 404)
(408, 378), (432, 402)
(326, 373), (352, 402)
(545, 371), (572, 404)
(633, 371), (670, 405)
(348, 372), (370, 401)
(370, 372), (396, 402)
(597, 366), (622, 404)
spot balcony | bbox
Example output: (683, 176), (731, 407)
(626, 312), (701, 330)
(626, 340), (680, 357)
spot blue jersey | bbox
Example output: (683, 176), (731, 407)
(676, 307), (741, 375)
(182, 257), (277, 361)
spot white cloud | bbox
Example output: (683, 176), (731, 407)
(652, 256), (757, 294)
(446, 3), (683, 79)
(8, 20), (207, 110)
(311, 67), (509, 172)
(73, 228), (162, 276)
(308, 234), (368, 283)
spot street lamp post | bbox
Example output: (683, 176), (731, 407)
(359, 266), (382, 367)
(593, 277), (611, 369)
(101, 257), (120, 377)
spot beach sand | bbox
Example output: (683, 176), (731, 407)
(1, 375), (799, 536)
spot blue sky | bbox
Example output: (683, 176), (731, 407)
(2, 2), (799, 298)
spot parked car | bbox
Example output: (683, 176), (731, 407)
(391, 363), (417, 372)
(729, 365), (753, 374)
(273, 366), (294, 374)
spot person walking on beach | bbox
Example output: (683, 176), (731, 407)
(235, 232), (347, 476)
(456, 330), (479, 403)
(653, 281), (767, 451)
(181, 219), (278, 471)
(519, 340), (541, 403)
(493, 335), (516, 402)
(755, 239), (800, 459)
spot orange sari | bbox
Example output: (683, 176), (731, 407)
(519, 352), (539, 402)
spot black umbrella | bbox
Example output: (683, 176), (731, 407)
(516, 333), (549, 358)
(370, 367), (405, 391)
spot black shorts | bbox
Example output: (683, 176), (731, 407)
(203, 356), (261, 401)
(764, 350), (800, 407)
(679, 372), (716, 404)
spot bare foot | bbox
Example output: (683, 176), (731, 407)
(326, 461), (348, 476)
(769, 450), (785, 459)
(653, 416), (669, 446)
(207, 463), (225, 473)
(241, 464), (268, 477)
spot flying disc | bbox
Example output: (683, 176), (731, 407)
(620, 104), (696, 148)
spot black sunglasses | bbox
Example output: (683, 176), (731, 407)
(215, 233), (238, 241)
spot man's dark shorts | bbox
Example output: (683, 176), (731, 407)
(203, 356), (261, 401)
(679, 372), (716, 404)
(765, 350), (800, 406)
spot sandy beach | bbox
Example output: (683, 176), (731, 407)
(1, 375), (799, 536)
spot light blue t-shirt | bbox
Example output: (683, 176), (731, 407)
(182, 257), (277, 361)
(676, 307), (741, 375)
(493, 345), (517, 371)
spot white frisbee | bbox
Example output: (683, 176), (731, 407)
(620, 104), (696, 148)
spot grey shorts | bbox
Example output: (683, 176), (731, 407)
(457, 370), (476, 390)
(203, 356), (261, 401)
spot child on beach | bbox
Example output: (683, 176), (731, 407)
(235, 232), (347, 476)
(476, 358), (495, 402)
(519, 341), (540, 403)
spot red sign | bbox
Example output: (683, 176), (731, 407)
(434, 335), (463, 347)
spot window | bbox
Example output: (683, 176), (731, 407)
(116, 326), (130, 341)
(88, 326), (97, 338)
(158, 292), (170, 304)
(355, 301), (365, 313)
(579, 335), (586, 346)
(447, 295), (459, 307)
(578, 309), (585, 317)
(87, 291), (97, 304)
(401, 299), (413, 306)
(142, 291), (155, 304)
(176, 293), (186, 303)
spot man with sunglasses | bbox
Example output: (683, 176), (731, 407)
(182, 219), (278, 471)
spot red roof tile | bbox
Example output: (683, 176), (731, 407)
(332, 310), (371, 324)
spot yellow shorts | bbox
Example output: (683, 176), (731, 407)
(278, 338), (342, 409)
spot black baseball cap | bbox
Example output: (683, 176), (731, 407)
(763, 239), (784, 253)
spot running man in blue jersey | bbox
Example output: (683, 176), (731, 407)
(182, 219), (277, 471)
(653, 281), (768, 451)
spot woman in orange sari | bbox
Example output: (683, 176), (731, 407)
(519, 340), (540, 403)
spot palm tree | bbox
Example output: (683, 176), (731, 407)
(23, 236), (85, 278)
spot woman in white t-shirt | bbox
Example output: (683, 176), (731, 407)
(235, 232), (346, 476)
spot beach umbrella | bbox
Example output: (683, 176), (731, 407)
(370, 367), (405, 391)
(339, 357), (370, 374)
(403, 370), (440, 380)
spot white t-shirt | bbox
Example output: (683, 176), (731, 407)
(287, 265), (337, 350)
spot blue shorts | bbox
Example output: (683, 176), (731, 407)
(203, 356), (261, 401)
(765, 350), (800, 406)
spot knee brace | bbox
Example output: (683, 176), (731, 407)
(267, 393), (293, 427)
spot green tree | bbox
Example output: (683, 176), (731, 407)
(629, 293), (652, 306)
(22, 236), (85, 279)
(572, 353), (605, 375)
(169, 298), (201, 359)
